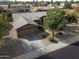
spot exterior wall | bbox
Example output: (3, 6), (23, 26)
(17, 24), (38, 38)
(71, 4), (78, 8)
(60, 3), (65, 7)
(9, 28), (18, 39)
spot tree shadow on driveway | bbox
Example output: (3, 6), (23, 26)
(55, 25), (79, 41)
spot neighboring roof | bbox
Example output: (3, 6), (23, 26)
(13, 16), (38, 29)
(37, 6), (55, 10)
(0, 5), (8, 10)
(33, 6), (54, 12)
(12, 12), (46, 22)
(11, 3), (30, 7)
(11, 4), (25, 7)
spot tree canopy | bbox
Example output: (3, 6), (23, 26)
(0, 6), (3, 13)
(0, 14), (9, 38)
(43, 9), (66, 30)
(64, 3), (72, 9)
(0, 7), (12, 39)
(43, 9), (67, 41)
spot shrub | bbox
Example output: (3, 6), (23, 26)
(49, 37), (58, 43)
(64, 3), (72, 9)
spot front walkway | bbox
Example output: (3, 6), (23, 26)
(11, 34), (79, 59)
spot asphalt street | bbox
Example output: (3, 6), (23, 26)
(36, 41), (79, 59)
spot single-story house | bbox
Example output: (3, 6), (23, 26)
(71, 3), (79, 8)
(60, 2), (65, 7)
(35, 6), (55, 12)
(12, 12), (46, 38)
(0, 3), (31, 13)
(8, 3), (31, 13)
(0, 5), (8, 12)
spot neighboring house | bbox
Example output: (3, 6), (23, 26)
(60, 2), (65, 7)
(12, 12), (46, 38)
(8, 3), (31, 13)
(71, 3), (79, 8)
(0, 5), (8, 12)
(13, 16), (38, 37)
(35, 6), (55, 12)
(0, 3), (31, 13)
(55, 6), (64, 9)
(34, 5), (63, 12)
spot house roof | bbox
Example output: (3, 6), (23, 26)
(13, 16), (38, 29)
(11, 3), (30, 7)
(37, 6), (55, 10)
(12, 12), (46, 22)
(0, 5), (8, 10)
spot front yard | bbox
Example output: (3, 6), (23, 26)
(33, 23), (79, 46)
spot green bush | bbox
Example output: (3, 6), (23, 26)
(64, 3), (72, 9)
(49, 37), (58, 43)
(55, 1), (60, 6)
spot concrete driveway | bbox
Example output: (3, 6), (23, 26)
(36, 41), (79, 59)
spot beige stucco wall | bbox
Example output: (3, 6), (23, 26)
(9, 28), (18, 39)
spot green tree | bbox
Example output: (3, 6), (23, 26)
(6, 11), (12, 22)
(71, 0), (74, 3)
(66, 12), (77, 24)
(64, 3), (72, 9)
(51, 0), (53, 3)
(0, 11), (12, 39)
(55, 1), (60, 6)
(8, 3), (11, 8)
(0, 6), (3, 13)
(66, 0), (68, 3)
(73, 6), (79, 23)
(0, 14), (10, 39)
(44, 9), (67, 41)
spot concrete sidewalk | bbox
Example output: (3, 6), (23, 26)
(11, 35), (79, 59)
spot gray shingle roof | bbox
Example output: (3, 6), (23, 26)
(12, 12), (46, 29)
(0, 5), (8, 10)
(12, 12), (46, 22)
(13, 16), (38, 29)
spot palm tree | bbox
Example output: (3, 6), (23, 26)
(8, 3), (11, 8)
(73, 6), (79, 23)
(66, 0), (67, 3)
(33, 0), (35, 3)
(37, 0), (38, 2)
(33, 0), (35, 7)
(44, 9), (67, 42)
(51, 0), (53, 3)
(71, 0), (74, 3)
(0, 13), (11, 39)
(36, 0), (38, 4)
(77, 0), (78, 3)
(48, 15), (66, 40)
(0, 6), (3, 13)
(42, 0), (44, 3)
(15, 0), (17, 2)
